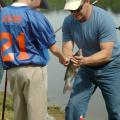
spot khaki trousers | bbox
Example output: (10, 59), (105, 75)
(7, 66), (47, 120)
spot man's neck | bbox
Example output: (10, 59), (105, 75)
(86, 4), (93, 20)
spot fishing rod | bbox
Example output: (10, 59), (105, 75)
(92, 0), (99, 5)
(1, 72), (7, 120)
(0, 1), (8, 120)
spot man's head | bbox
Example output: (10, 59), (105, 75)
(64, 0), (85, 11)
(64, 0), (91, 21)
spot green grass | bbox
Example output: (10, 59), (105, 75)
(0, 92), (14, 120)
(0, 92), (64, 120)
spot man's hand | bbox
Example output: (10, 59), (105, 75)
(71, 42), (114, 67)
(72, 55), (86, 67)
(70, 56), (85, 67)
(70, 49), (84, 67)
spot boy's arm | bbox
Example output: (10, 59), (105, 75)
(49, 44), (68, 65)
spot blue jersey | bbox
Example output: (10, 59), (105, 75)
(0, 5), (56, 69)
(62, 6), (120, 60)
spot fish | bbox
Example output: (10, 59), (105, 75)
(63, 49), (82, 94)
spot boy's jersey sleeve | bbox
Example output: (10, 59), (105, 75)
(28, 10), (56, 48)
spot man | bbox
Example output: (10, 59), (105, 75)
(62, 0), (120, 120)
(0, 0), (68, 120)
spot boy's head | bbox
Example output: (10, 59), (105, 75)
(13, 0), (49, 9)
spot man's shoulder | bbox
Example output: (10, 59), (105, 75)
(93, 6), (110, 17)
(64, 14), (74, 24)
(93, 6), (113, 23)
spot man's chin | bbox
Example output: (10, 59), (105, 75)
(75, 15), (86, 22)
(75, 16), (83, 21)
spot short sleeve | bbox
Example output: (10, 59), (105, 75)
(28, 10), (56, 48)
(62, 16), (73, 42)
(98, 13), (116, 42)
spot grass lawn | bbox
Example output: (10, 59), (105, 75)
(0, 92), (64, 120)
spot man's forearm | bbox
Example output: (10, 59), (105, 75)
(62, 47), (73, 58)
(62, 41), (74, 57)
(83, 49), (112, 66)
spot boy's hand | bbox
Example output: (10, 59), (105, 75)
(59, 57), (70, 66)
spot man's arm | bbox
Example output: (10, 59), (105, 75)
(73, 41), (114, 67)
(62, 40), (74, 58)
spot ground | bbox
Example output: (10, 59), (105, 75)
(48, 106), (65, 120)
(0, 92), (64, 120)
